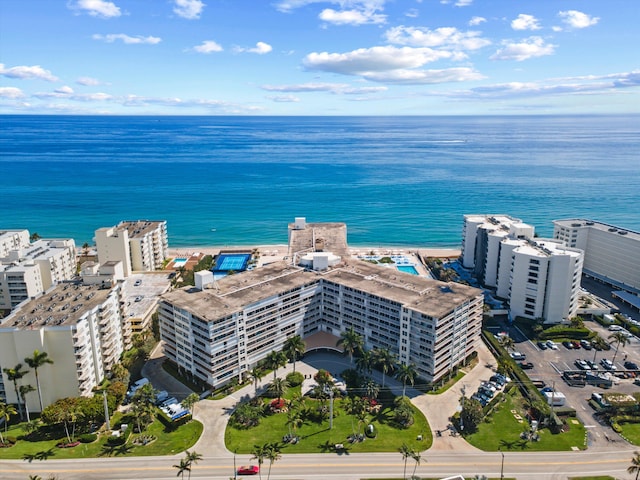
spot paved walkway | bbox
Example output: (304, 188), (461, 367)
(144, 341), (503, 456)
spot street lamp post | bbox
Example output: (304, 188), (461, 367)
(500, 448), (505, 479)
(329, 388), (334, 430)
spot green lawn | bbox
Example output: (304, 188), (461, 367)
(225, 396), (432, 454)
(0, 414), (202, 460)
(620, 421), (640, 445)
(464, 389), (586, 452)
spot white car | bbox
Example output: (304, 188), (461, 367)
(546, 340), (559, 350)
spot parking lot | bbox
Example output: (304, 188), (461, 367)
(505, 319), (640, 447)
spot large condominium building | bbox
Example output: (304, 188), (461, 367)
(159, 256), (483, 389)
(0, 282), (125, 411)
(553, 219), (640, 293)
(462, 215), (583, 323)
(0, 237), (77, 311)
(95, 220), (168, 276)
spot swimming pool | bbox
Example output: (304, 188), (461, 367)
(213, 253), (251, 272)
(172, 258), (187, 268)
(397, 265), (419, 275)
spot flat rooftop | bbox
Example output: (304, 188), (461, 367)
(162, 257), (482, 321)
(118, 220), (166, 239)
(288, 222), (349, 258)
(0, 282), (116, 329)
(554, 219), (640, 242)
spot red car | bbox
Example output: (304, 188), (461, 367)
(237, 465), (260, 475)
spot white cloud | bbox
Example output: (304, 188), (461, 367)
(511, 14), (541, 31)
(0, 87), (24, 98)
(304, 46), (456, 76)
(92, 34), (161, 44)
(319, 8), (386, 25)
(384, 26), (491, 50)
(455, 0), (472, 6)
(558, 10), (599, 29)
(55, 86), (74, 94)
(192, 40), (223, 53)
(0, 63), (58, 81)
(77, 76), (100, 86)
(405, 9), (419, 18)
(173, 0), (205, 20)
(275, 0), (387, 14)
(68, 0), (121, 18)
(490, 37), (555, 61)
(266, 95), (300, 102)
(235, 42), (273, 54)
(261, 82), (388, 94)
(468, 16), (486, 26)
(362, 67), (484, 84)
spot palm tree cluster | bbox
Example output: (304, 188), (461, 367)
(399, 442), (423, 480)
(173, 450), (203, 479)
(252, 442), (282, 480)
(2, 350), (54, 423)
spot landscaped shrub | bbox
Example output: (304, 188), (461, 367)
(340, 368), (362, 390)
(106, 435), (126, 446)
(78, 433), (98, 443)
(538, 325), (592, 340)
(286, 371), (304, 387)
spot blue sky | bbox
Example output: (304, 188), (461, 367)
(1, 0), (638, 115)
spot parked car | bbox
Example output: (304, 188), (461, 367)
(574, 359), (589, 370)
(572, 341), (581, 349)
(562, 341), (574, 349)
(546, 340), (559, 350)
(537, 341), (548, 350)
(580, 340), (592, 350)
(510, 352), (526, 360)
(518, 362), (534, 370)
(600, 359), (617, 371)
(238, 465), (260, 475)
(624, 361), (639, 370)
(586, 360), (599, 370)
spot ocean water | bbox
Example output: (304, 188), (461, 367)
(1, 115), (639, 248)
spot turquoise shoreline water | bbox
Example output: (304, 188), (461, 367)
(1, 115), (639, 248)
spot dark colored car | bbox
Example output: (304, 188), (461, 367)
(238, 465), (260, 475)
(518, 362), (534, 370)
(624, 361), (639, 370)
(562, 341), (574, 349)
(537, 341), (548, 350)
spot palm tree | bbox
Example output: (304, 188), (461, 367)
(184, 450), (203, 480)
(181, 393), (200, 417)
(285, 409), (303, 440)
(356, 349), (374, 375)
(364, 379), (380, 400)
(251, 443), (268, 480)
(608, 331), (629, 363)
(399, 442), (413, 479)
(18, 384), (36, 423)
(0, 402), (17, 444)
(499, 336), (514, 351)
(249, 366), (264, 395)
(337, 327), (364, 366)
(411, 449), (422, 478)
(373, 348), (397, 388)
(569, 316), (584, 328)
(265, 442), (282, 480)
(628, 451), (640, 480)
(396, 363), (417, 397)
(3, 363), (28, 420)
(267, 378), (289, 403)
(173, 457), (191, 479)
(283, 335), (306, 372)
(265, 350), (287, 381)
(24, 350), (54, 412)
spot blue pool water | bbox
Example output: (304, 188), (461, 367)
(172, 258), (187, 267)
(214, 253), (251, 272)
(397, 265), (419, 275)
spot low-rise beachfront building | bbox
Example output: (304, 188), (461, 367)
(158, 256), (483, 389)
(95, 220), (168, 276)
(462, 215), (583, 323)
(0, 237), (77, 312)
(553, 219), (640, 293)
(0, 282), (125, 410)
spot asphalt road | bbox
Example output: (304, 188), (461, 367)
(2, 449), (637, 480)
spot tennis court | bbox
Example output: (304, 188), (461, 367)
(213, 253), (251, 272)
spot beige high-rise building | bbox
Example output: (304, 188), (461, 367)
(0, 282), (125, 411)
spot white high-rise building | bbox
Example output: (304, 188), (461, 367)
(95, 221), (168, 276)
(462, 215), (583, 323)
(553, 219), (640, 293)
(0, 282), (125, 410)
(0, 236), (77, 311)
(159, 257), (483, 389)
(0, 230), (30, 257)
